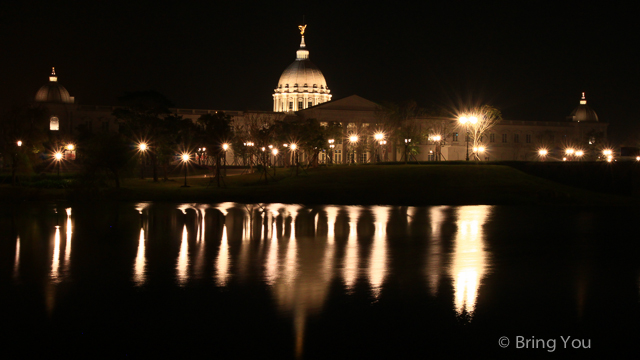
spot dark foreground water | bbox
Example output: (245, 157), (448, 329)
(1, 202), (639, 358)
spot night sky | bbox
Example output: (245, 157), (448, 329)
(0, 2), (636, 143)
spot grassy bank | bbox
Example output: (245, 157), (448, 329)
(1, 164), (634, 206)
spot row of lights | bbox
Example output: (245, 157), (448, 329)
(539, 148), (616, 162)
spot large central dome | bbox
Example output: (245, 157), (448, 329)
(273, 26), (331, 112)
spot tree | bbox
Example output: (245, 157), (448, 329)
(0, 104), (47, 184)
(376, 100), (425, 163)
(197, 112), (233, 186)
(81, 132), (135, 188)
(456, 105), (502, 160)
(113, 91), (174, 182)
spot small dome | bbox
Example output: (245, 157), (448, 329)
(35, 67), (74, 104)
(569, 92), (598, 122)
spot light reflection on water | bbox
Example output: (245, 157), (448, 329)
(10, 202), (497, 357)
(449, 206), (491, 317)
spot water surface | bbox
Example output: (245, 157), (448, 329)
(1, 202), (639, 358)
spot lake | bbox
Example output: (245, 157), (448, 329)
(1, 202), (639, 358)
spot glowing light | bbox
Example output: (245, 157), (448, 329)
(139, 142), (147, 151)
(374, 133), (384, 141)
(349, 135), (358, 143)
(469, 116), (478, 124)
(272, 149), (279, 156)
(133, 228), (146, 286)
(216, 225), (231, 287)
(432, 135), (441, 142)
(603, 149), (613, 156)
(473, 147), (478, 152)
(181, 153), (190, 162)
(369, 206), (389, 299)
(450, 206), (492, 317)
(17, 140), (22, 147)
(343, 207), (360, 292)
(54, 152), (63, 161)
(66, 144), (75, 151)
(538, 149), (548, 156)
(636, 156), (640, 161)
(459, 116), (468, 124)
(566, 148), (575, 155)
(478, 146), (485, 153)
(575, 150), (584, 157)
(176, 225), (189, 286)
(290, 144), (298, 151)
(51, 226), (61, 281)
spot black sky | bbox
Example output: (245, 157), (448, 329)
(0, 2), (637, 143)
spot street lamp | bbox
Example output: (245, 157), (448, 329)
(222, 143), (229, 176)
(54, 151), (63, 177)
(139, 142), (148, 179)
(565, 148), (575, 161)
(348, 135), (358, 165)
(459, 116), (478, 161)
(291, 143), (299, 176)
(538, 149), (548, 161)
(575, 150), (584, 160)
(272, 148), (278, 175)
(17, 140), (22, 147)
(603, 149), (613, 162)
(404, 138), (411, 164)
(374, 133), (384, 163)
(181, 153), (191, 187)
(328, 139), (335, 165)
(431, 135), (441, 162)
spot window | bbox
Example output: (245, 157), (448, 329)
(50, 116), (59, 131)
(453, 133), (459, 142)
(308, 102), (312, 108)
(289, 102), (293, 110)
(502, 134), (507, 143)
(490, 133), (495, 143)
(514, 134), (519, 143)
(526, 134), (531, 143)
(298, 100), (303, 109)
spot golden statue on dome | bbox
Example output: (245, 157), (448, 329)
(298, 24), (306, 35)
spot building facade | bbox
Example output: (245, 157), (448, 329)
(32, 26), (608, 165)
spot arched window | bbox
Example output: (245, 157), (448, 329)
(50, 116), (59, 131)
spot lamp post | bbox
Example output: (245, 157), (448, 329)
(404, 138), (411, 164)
(459, 116), (478, 161)
(291, 143), (298, 176)
(348, 135), (358, 165)
(222, 143), (229, 177)
(379, 140), (387, 162)
(603, 149), (613, 162)
(565, 148), (575, 161)
(432, 135), (441, 161)
(538, 149), (548, 161)
(181, 153), (191, 187)
(139, 142), (148, 179)
(272, 148), (278, 176)
(374, 133), (384, 163)
(54, 151), (63, 177)
(328, 139), (335, 165)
